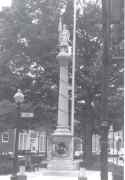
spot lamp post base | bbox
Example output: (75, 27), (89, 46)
(10, 175), (27, 180)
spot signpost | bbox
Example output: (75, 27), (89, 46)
(21, 112), (34, 118)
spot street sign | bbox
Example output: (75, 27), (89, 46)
(21, 112), (34, 118)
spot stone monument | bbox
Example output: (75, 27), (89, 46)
(47, 1), (76, 170)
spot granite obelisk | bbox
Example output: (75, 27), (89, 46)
(47, 2), (75, 170)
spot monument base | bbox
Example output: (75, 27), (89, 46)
(47, 127), (78, 170)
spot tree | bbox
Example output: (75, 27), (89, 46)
(0, 0), (59, 129)
(74, 1), (123, 165)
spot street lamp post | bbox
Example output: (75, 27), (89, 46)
(11, 89), (26, 180)
(100, 0), (111, 179)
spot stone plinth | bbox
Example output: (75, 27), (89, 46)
(47, 129), (75, 170)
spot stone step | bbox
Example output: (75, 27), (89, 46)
(42, 170), (79, 176)
(47, 159), (79, 170)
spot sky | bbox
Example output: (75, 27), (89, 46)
(0, 0), (100, 11)
(0, 0), (12, 11)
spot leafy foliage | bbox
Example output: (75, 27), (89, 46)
(0, 0), (123, 133)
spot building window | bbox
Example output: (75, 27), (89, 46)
(18, 132), (30, 151)
(39, 134), (46, 153)
(30, 132), (38, 153)
(1, 132), (9, 143)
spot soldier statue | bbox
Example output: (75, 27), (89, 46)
(58, 2), (72, 56)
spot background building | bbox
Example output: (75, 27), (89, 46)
(0, 129), (47, 155)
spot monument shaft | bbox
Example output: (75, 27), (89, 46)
(58, 60), (69, 128)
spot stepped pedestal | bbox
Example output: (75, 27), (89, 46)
(47, 127), (75, 170)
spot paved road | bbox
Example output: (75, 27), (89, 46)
(0, 171), (113, 180)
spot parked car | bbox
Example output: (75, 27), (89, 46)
(119, 148), (124, 161)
